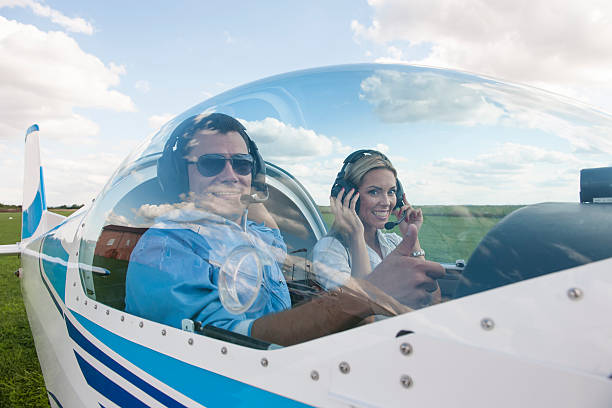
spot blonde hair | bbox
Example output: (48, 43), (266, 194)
(344, 152), (397, 188)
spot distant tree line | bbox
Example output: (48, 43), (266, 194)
(0, 203), (84, 212)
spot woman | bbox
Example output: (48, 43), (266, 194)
(313, 150), (427, 291)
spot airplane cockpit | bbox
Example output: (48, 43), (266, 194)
(75, 64), (612, 349)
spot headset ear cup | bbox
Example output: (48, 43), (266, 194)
(395, 179), (405, 209)
(247, 138), (267, 197)
(331, 178), (361, 213)
(331, 178), (350, 198)
(158, 136), (189, 202)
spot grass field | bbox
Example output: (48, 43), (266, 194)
(0, 205), (520, 407)
(0, 212), (49, 408)
(319, 205), (522, 262)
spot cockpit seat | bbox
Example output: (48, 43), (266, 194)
(91, 224), (148, 310)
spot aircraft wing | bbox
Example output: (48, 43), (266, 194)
(0, 243), (21, 256)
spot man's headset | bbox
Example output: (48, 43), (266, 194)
(331, 149), (405, 229)
(157, 113), (268, 203)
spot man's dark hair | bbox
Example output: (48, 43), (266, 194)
(173, 113), (251, 158)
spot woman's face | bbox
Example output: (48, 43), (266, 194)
(357, 168), (397, 230)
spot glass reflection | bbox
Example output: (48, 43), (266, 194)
(77, 64), (612, 348)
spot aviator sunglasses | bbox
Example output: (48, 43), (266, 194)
(193, 153), (254, 177)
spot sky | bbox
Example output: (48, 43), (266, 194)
(1, 0), (612, 206)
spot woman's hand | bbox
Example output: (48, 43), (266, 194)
(395, 193), (423, 236)
(330, 188), (364, 239)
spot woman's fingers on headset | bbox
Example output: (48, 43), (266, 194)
(342, 188), (355, 207)
(330, 188), (343, 212)
(349, 190), (359, 211)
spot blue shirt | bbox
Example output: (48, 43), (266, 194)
(124, 209), (291, 336)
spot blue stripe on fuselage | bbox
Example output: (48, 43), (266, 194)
(40, 234), (68, 303)
(66, 317), (188, 408)
(74, 352), (150, 408)
(68, 311), (312, 407)
(39, 265), (63, 316)
(47, 390), (64, 408)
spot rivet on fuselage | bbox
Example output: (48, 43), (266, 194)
(76, 296), (79, 301)
(221, 346), (227, 355)
(188, 338), (194, 345)
(400, 342), (413, 355)
(94, 304), (97, 310)
(120, 315), (125, 322)
(400, 375), (413, 388)
(339, 362), (350, 374)
(105, 309), (109, 315)
(481, 318), (495, 330)
(161, 329), (166, 336)
(84, 300), (88, 305)
(139, 321), (143, 328)
(310, 370), (319, 381)
(567, 287), (583, 300)
(261, 358), (269, 367)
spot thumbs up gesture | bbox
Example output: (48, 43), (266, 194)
(366, 224), (445, 308)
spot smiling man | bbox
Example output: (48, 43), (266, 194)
(124, 113), (289, 337)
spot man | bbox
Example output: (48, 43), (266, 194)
(125, 113), (444, 346)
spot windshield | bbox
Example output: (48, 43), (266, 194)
(78, 64), (612, 348)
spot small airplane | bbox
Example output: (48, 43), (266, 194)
(2, 64), (612, 407)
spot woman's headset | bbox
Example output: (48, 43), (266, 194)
(157, 113), (268, 202)
(331, 149), (404, 213)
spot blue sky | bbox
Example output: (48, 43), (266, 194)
(1, 0), (612, 205)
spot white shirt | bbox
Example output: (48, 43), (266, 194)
(312, 230), (403, 289)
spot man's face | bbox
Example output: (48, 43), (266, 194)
(186, 129), (252, 221)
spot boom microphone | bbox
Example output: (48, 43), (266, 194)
(384, 211), (407, 230)
(240, 186), (270, 205)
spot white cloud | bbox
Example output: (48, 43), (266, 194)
(148, 113), (175, 130)
(358, 69), (612, 156)
(0, 143), (125, 206)
(352, 0), (612, 113)
(359, 70), (505, 125)
(0, 16), (135, 142)
(241, 117), (336, 160)
(0, 0), (94, 34)
(395, 142), (607, 205)
(109, 62), (127, 76)
(231, 117), (357, 204)
(373, 143), (389, 154)
(42, 150), (124, 204)
(134, 80), (151, 93)
(0, 143), (22, 205)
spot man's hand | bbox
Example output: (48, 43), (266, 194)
(366, 224), (445, 308)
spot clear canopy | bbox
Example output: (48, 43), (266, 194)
(78, 64), (612, 347)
